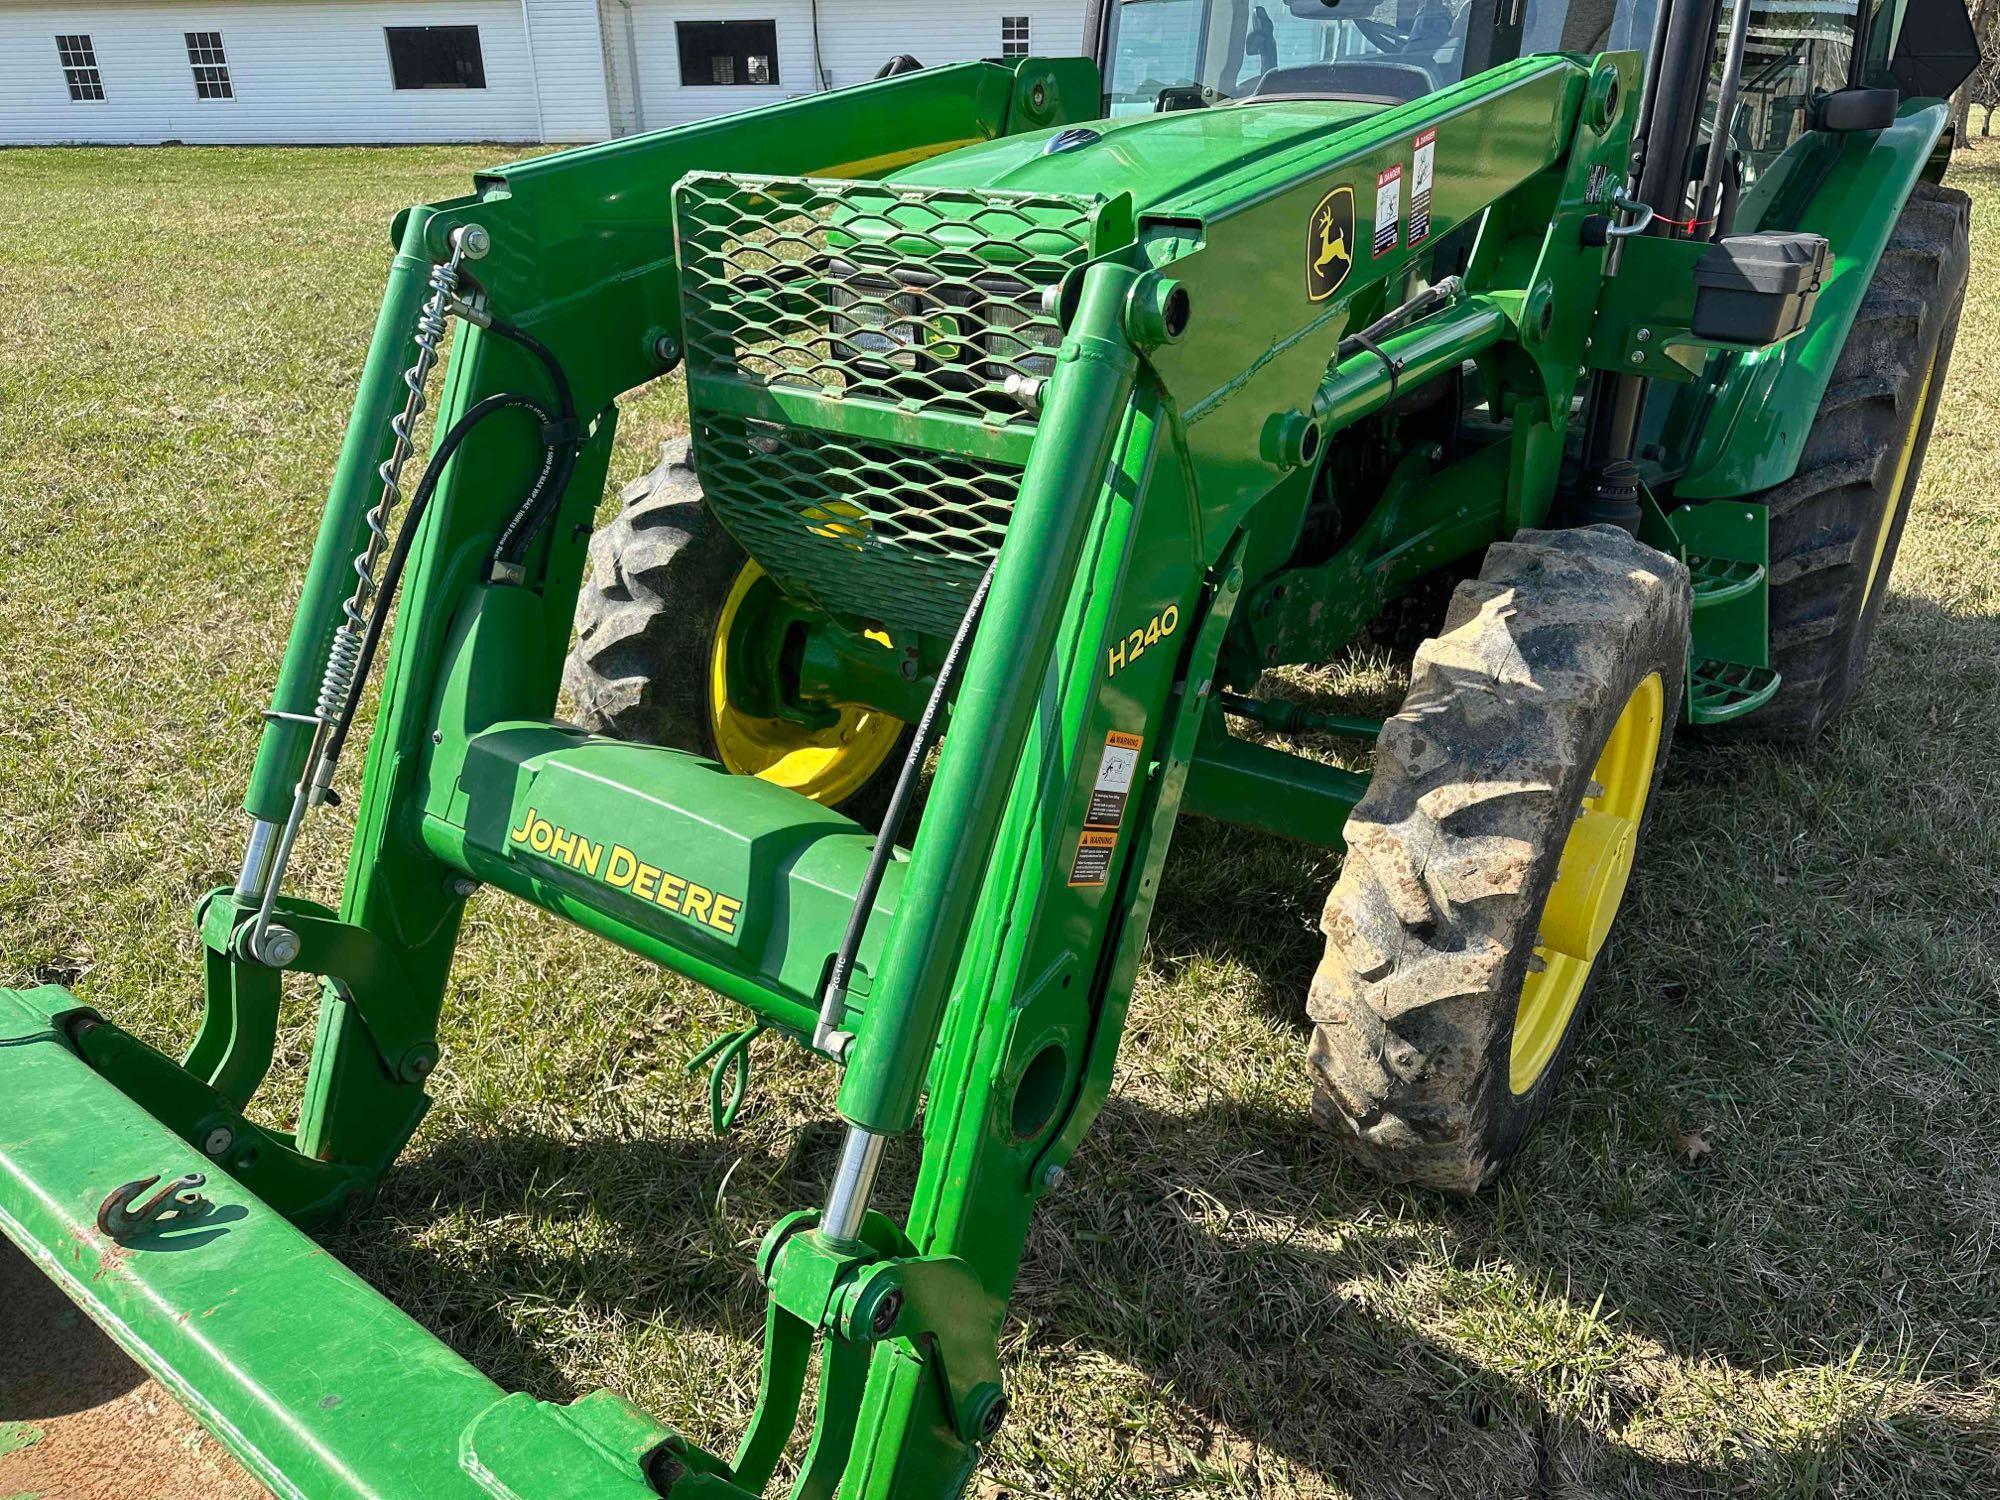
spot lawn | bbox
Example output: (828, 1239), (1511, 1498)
(2, 143), (1998, 1499)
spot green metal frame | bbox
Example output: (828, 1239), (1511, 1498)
(0, 24), (1960, 1500)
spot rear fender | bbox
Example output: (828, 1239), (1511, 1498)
(1673, 99), (1949, 500)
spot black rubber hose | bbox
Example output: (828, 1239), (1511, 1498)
(319, 391), (552, 771)
(477, 311), (587, 573)
(489, 436), (586, 570)
(815, 559), (998, 1052)
(483, 315), (575, 423)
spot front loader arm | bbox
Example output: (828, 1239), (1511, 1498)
(226, 55), (1104, 1186)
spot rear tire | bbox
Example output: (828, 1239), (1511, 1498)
(1307, 527), (1691, 1193)
(1714, 179), (1970, 741)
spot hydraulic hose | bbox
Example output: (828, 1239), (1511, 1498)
(490, 440), (586, 572)
(317, 391), (553, 774)
(810, 558), (999, 1059)
(322, 311), (580, 768)
(480, 315), (586, 572)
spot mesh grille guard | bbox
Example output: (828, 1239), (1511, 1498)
(674, 172), (1103, 638)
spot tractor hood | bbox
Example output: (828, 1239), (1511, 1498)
(887, 99), (1387, 220)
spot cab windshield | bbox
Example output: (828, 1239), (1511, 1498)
(1102, 0), (1659, 115)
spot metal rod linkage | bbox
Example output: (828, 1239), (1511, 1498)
(240, 224), (487, 964)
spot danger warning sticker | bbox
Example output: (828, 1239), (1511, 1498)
(1409, 129), (1436, 246)
(1373, 164), (1402, 257)
(1068, 830), (1118, 887)
(1086, 730), (1144, 829)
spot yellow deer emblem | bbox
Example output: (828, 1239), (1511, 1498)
(1306, 185), (1356, 302)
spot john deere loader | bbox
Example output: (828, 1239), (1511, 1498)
(0, 0), (1979, 1490)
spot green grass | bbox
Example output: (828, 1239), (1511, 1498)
(3, 143), (1999, 1498)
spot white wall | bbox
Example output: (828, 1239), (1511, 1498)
(614, 0), (1085, 130)
(814, 0), (1083, 89)
(0, 0), (1085, 144)
(0, 0), (607, 143)
(521, 0), (613, 139)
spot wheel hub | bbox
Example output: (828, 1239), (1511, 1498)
(708, 561), (903, 807)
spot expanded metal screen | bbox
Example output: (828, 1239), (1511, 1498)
(674, 172), (1102, 637)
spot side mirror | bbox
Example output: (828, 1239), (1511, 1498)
(1814, 87), (1899, 132)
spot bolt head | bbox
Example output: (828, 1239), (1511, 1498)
(1628, 350), (1646, 365)
(1039, 1163), (1066, 1191)
(455, 224), (491, 260)
(259, 926), (300, 967)
(449, 876), (480, 899)
(202, 1126), (235, 1157)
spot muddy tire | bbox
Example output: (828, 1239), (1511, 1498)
(1713, 179), (1970, 742)
(565, 446), (742, 753)
(563, 446), (908, 821)
(1307, 526), (1692, 1193)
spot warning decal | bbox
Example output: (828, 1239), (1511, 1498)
(1373, 164), (1402, 257)
(1410, 129), (1436, 246)
(1068, 831), (1118, 887)
(1086, 730), (1144, 829)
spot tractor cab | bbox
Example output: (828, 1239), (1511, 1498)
(1098, 0), (1659, 114)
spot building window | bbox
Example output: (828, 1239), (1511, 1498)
(385, 25), (487, 89)
(57, 34), (104, 101)
(1001, 15), (1032, 55)
(676, 20), (779, 86)
(185, 32), (233, 99)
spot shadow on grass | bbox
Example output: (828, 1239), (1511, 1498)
(324, 589), (2000, 1493)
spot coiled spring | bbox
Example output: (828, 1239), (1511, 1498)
(340, 247), (467, 645)
(238, 222), (488, 962)
(316, 624), (364, 723)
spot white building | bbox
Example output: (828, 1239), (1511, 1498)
(0, 0), (1085, 145)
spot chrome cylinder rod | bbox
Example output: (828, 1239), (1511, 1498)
(821, 1127), (887, 1244)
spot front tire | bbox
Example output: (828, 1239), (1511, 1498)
(1307, 527), (1692, 1192)
(563, 447), (909, 820)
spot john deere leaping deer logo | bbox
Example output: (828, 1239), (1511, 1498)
(1306, 185), (1355, 302)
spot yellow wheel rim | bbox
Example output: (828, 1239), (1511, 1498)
(1860, 346), (1941, 616)
(708, 561), (904, 807)
(1509, 671), (1664, 1095)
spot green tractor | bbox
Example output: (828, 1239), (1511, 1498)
(0, 0), (1978, 1490)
